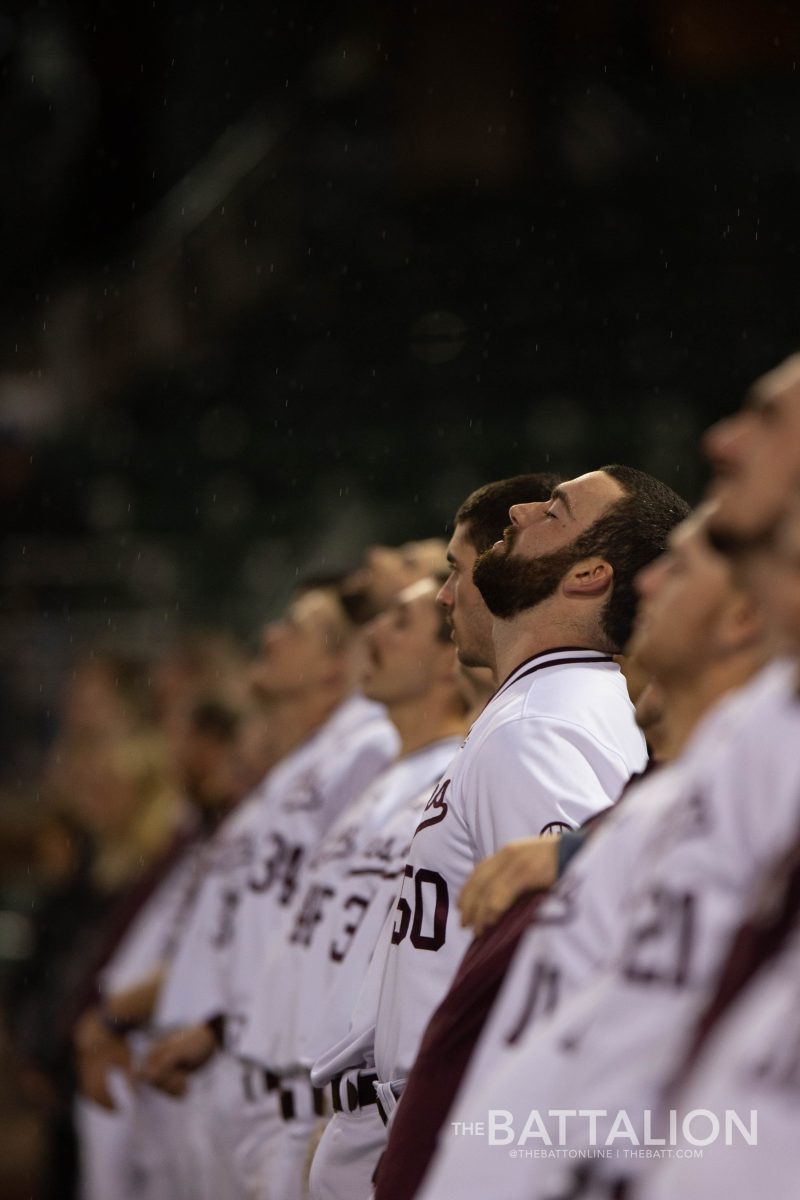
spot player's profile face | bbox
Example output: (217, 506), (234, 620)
(250, 591), (343, 698)
(705, 356), (800, 549)
(472, 471), (625, 621)
(628, 511), (731, 676)
(361, 579), (453, 704)
(343, 544), (408, 617)
(502, 471), (625, 563)
(437, 523), (494, 669)
(343, 540), (446, 618)
(747, 491), (800, 648)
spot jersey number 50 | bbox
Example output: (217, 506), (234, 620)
(390, 865), (449, 951)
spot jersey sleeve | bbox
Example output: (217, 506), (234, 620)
(155, 863), (232, 1026)
(463, 717), (629, 861)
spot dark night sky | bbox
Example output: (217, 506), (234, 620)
(0, 1), (798, 772)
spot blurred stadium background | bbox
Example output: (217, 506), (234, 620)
(0, 2), (798, 1192)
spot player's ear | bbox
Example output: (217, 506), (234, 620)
(561, 557), (614, 600)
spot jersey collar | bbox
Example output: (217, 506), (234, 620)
(495, 647), (616, 700)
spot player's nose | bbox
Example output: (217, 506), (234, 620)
(508, 501), (538, 527)
(436, 574), (455, 610)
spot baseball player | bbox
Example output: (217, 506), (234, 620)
(226, 576), (468, 1199)
(72, 700), (243, 1200)
(74, 836), (205, 1200)
(417, 356), (800, 1200)
(310, 467), (687, 1199)
(632, 483), (800, 1200)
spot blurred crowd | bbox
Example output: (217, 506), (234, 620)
(2, 634), (248, 1193)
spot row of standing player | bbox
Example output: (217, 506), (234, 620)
(73, 463), (667, 1200)
(74, 353), (800, 1200)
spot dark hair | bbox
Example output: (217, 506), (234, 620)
(295, 569), (352, 593)
(456, 473), (561, 553)
(581, 465), (691, 650)
(190, 699), (241, 741)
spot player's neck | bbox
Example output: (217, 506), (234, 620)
(658, 651), (765, 760)
(265, 686), (350, 760)
(491, 614), (610, 686)
(389, 691), (467, 758)
(459, 666), (497, 724)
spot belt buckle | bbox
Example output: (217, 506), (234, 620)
(332, 1071), (361, 1115)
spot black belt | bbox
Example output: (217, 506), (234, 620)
(241, 1064), (276, 1103)
(241, 1065), (324, 1120)
(278, 1079), (326, 1122)
(331, 1070), (379, 1114)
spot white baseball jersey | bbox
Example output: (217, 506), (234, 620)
(95, 823), (202, 999)
(78, 816), (205, 1200)
(311, 906), (393, 1086)
(308, 650), (645, 1200)
(155, 786), (268, 1028)
(238, 737), (461, 1073)
(638, 920), (800, 1200)
(448, 681), (752, 1127)
(417, 658), (800, 1200)
(156, 694), (398, 1039)
(373, 648), (647, 1090)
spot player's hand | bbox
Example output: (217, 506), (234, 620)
(458, 837), (559, 935)
(137, 1023), (217, 1095)
(73, 1009), (132, 1111)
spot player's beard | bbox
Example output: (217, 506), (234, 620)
(473, 534), (588, 620)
